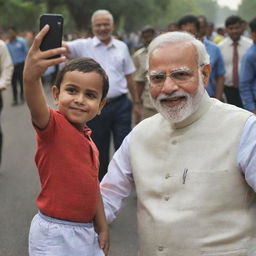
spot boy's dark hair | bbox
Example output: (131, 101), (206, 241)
(249, 17), (256, 32)
(225, 15), (242, 27)
(54, 58), (109, 99)
(177, 15), (200, 32)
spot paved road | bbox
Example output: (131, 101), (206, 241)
(0, 85), (138, 256)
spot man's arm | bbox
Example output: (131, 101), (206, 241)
(23, 25), (66, 129)
(214, 47), (225, 101)
(214, 74), (225, 101)
(100, 133), (134, 223)
(238, 115), (256, 191)
(126, 74), (142, 124)
(239, 54), (256, 113)
(0, 41), (13, 91)
(132, 52), (147, 104)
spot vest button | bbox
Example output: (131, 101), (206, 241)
(164, 196), (170, 201)
(172, 140), (177, 145)
(158, 246), (164, 251)
(165, 173), (171, 179)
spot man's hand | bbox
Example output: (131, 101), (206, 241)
(133, 103), (142, 125)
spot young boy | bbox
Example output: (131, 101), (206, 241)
(23, 25), (109, 256)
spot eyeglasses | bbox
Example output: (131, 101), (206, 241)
(146, 66), (203, 86)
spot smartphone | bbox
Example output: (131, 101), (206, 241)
(39, 14), (63, 58)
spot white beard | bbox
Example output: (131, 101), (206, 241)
(150, 72), (205, 123)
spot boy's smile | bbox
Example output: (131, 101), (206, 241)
(52, 70), (106, 130)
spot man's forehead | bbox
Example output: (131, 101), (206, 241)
(92, 14), (113, 24)
(149, 41), (196, 61)
(153, 40), (195, 53)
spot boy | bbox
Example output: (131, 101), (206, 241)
(23, 25), (109, 256)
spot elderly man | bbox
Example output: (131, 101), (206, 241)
(65, 9), (140, 180)
(101, 31), (256, 255)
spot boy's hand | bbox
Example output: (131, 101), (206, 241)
(98, 229), (109, 255)
(23, 25), (66, 84)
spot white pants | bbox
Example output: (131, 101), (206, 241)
(29, 212), (104, 256)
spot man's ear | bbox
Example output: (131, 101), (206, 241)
(97, 98), (107, 115)
(51, 85), (60, 106)
(201, 64), (211, 88)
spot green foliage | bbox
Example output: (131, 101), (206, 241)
(0, 0), (250, 34)
(0, 0), (43, 30)
(165, 0), (218, 26)
(238, 0), (256, 22)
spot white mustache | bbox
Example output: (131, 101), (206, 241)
(156, 92), (189, 101)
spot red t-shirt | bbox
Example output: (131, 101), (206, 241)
(34, 108), (99, 222)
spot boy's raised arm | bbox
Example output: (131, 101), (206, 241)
(23, 25), (66, 129)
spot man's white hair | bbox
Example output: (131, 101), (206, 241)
(147, 31), (210, 68)
(91, 9), (114, 24)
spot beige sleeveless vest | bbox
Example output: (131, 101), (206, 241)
(130, 94), (256, 256)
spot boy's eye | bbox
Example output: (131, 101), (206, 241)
(86, 92), (97, 99)
(66, 87), (77, 94)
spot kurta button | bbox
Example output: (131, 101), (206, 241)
(158, 246), (164, 251)
(165, 173), (171, 179)
(164, 196), (170, 201)
(172, 140), (177, 145)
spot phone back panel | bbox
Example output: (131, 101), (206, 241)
(39, 14), (63, 54)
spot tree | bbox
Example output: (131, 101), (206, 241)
(238, 0), (256, 22)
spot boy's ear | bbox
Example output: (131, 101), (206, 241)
(51, 85), (60, 106)
(97, 99), (107, 115)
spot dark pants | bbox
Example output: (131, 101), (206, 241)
(12, 62), (24, 103)
(224, 86), (243, 108)
(87, 94), (132, 181)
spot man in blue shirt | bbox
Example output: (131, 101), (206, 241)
(177, 15), (225, 100)
(198, 16), (226, 100)
(239, 17), (256, 113)
(7, 27), (27, 106)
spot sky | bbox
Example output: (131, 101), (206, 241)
(216, 0), (242, 10)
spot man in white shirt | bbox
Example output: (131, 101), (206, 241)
(101, 31), (256, 256)
(0, 39), (13, 165)
(218, 15), (252, 108)
(65, 10), (140, 180)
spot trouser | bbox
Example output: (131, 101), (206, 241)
(12, 62), (24, 103)
(29, 212), (104, 256)
(224, 86), (243, 108)
(88, 94), (132, 181)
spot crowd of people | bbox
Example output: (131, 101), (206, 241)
(1, 8), (256, 256)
